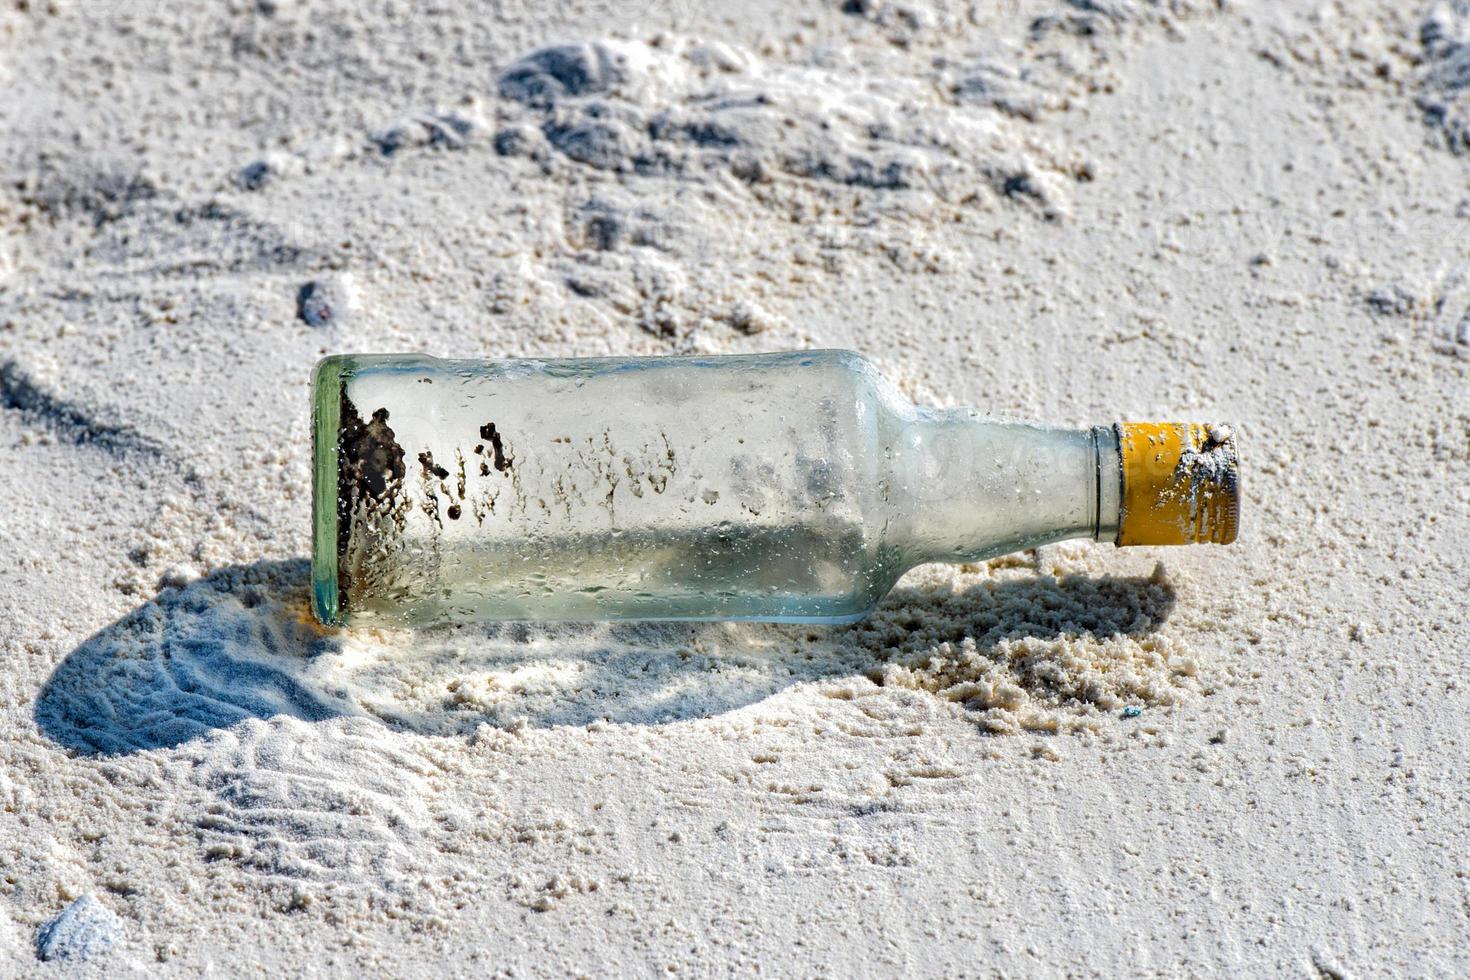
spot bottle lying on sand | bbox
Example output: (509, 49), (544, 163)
(311, 350), (1239, 627)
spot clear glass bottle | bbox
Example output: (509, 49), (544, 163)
(311, 350), (1239, 627)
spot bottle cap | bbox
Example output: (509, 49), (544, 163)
(1116, 422), (1239, 546)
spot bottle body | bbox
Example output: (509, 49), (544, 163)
(316, 350), (904, 626)
(312, 351), (1224, 628)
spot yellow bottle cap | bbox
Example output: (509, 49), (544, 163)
(1116, 422), (1240, 546)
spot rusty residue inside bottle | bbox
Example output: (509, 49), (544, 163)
(335, 392), (408, 609)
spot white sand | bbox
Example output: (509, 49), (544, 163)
(2, 0), (1468, 973)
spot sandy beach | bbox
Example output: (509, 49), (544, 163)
(2, 0), (1468, 973)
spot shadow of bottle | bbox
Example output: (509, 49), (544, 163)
(35, 558), (1176, 755)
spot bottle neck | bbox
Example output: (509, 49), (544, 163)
(887, 411), (1120, 565)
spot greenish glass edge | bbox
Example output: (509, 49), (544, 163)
(310, 355), (348, 627)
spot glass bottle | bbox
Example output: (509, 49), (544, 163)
(311, 350), (1239, 627)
